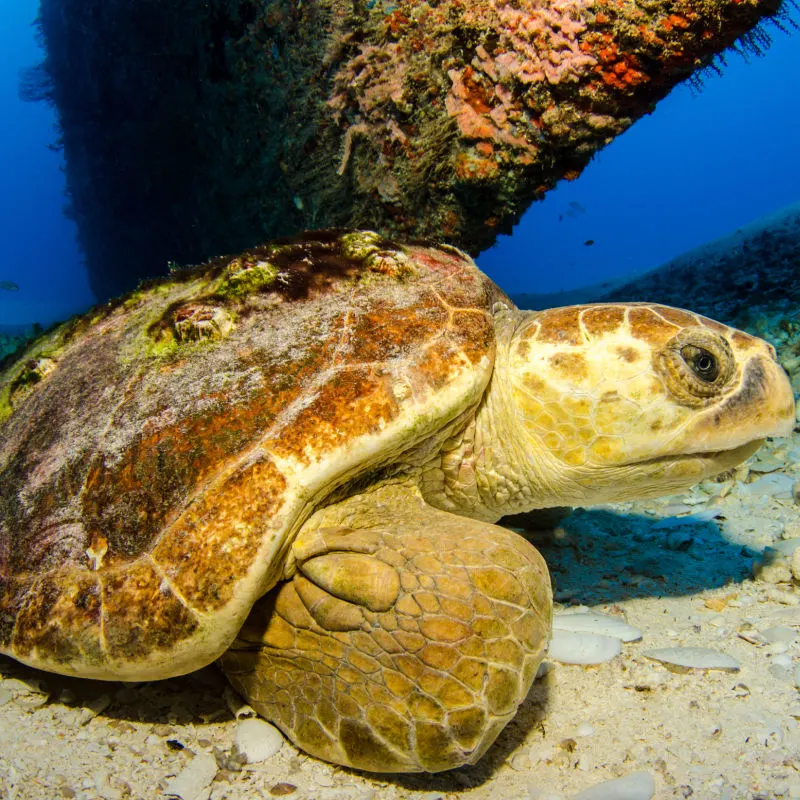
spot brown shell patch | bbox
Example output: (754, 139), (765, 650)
(334, 301), (447, 367)
(151, 457), (287, 613)
(650, 305), (699, 329)
(101, 558), (199, 659)
(450, 308), (495, 366)
(0, 576), (33, 649)
(269, 367), (400, 462)
(16, 520), (91, 575)
(730, 330), (759, 350)
(11, 569), (104, 666)
(697, 314), (736, 337)
(81, 384), (282, 562)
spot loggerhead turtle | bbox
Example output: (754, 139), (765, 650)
(0, 230), (794, 772)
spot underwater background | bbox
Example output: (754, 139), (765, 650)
(1, 3), (800, 798)
(1, 0), (799, 336)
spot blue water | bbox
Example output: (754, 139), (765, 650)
(0, 0), (94, 327)
(0, 0), (798, 327)
(478, 29), (800, 296)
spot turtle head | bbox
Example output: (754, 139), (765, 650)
(505, 303), (795, 506)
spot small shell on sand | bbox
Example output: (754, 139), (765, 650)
(553, 611), (643, 642)
(644, 646), (740, 671)
(235, 718), (283, 763)
(548, 630), (622, 664)
(571, 769), (656, 799)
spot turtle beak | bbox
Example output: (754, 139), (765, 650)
(737, 353), (795, 438)
(689, 352), (796, 453)
(756, 338), (796, 433)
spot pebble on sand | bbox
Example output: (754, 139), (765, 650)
(553, 611), (643, 642)
(760, 625), (798, 644)
(548, 630), (622, 665)
(740, 473), (796, 499)
(234, 718), (284, 763)
(164, 751), (217, 800)
(643, 646), (740, 672)
(570, 770), (656, 800)
(791, 542), (800, 581)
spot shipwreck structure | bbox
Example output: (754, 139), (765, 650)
(25, 0), (794, 299)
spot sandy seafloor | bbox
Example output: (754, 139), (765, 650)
(2, 215), (800, 799)
(2, 430), (800, 800)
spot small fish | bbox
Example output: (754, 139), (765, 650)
(0, 281), (19, 292)
(584, 239), (595, 246)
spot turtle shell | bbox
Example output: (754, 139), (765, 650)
(0, 231), (500, 680)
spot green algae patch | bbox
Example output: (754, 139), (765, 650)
(120, 278), (181, 314)
(217, 254), (280, 299)
(0, 314), (82, 427)
(340, 231), (387, 262)
(113, 267), (241, 365)
(0, 346), (59, 428)
(339, 231), (415, 281)
(130, 303), (230, 363)
(0, 375), (18, 427)
(0, 387), (13, 427)
(8, 357), (56, 398)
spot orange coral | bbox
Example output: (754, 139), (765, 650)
(454, 151), (500, 182)
(384, 9), (410, 35)
(661, 13), (691, 31)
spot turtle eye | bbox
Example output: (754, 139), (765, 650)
(657, 328), (736, 406)
(681, 345), (719, 382)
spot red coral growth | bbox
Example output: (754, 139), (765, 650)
(583, 32), (649, 90)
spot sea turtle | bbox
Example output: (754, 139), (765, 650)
(0, 230), (794, 772)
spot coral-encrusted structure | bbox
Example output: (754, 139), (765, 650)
(28, 0), (790, 298)
(323, 0), (788, 244)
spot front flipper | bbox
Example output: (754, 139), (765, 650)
(220, 484), (551, 773)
